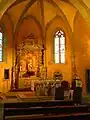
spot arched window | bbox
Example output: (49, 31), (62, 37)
(54, 30), (65, 64)
(0, 31), (3, 62)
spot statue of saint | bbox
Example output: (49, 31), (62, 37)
(22, 60), (35, 78)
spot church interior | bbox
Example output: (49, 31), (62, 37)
(0, 0), (90, 95)
(1, 0), (90, 119)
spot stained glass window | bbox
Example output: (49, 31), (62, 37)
(54, 30), (65, 63)
(0, 32), (3, 61)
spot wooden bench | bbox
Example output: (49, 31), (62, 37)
(5, 113), (90, 120)
(0, 100), (90, 120)
(4, 105), (90, 116)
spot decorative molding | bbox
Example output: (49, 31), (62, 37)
(24, 33), (38, 40)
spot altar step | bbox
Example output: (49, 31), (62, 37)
(10, 88), (32, 92)
(4, 100), (75, 108)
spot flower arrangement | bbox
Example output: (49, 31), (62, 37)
(53, 72), (63, 80)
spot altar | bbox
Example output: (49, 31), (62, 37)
(11, 33), (47, 91)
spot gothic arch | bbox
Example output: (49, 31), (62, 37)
(15, 15), (43, 42)
(45, 15), (72, 43)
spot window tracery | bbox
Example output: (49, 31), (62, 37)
(54, 30), (65, 64)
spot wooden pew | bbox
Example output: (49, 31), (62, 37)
(0, 100), (74, 120)
(0, 100), (90, 120)
(5, 113), (90, 120)
(4, 105), (90, 116)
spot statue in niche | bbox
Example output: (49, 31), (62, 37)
(22, 57), (35, 78)
(20, 60), (26, 72)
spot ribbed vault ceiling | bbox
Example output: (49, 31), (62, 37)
(0, 0), (90, 31)
(0, 0), (77, 32)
